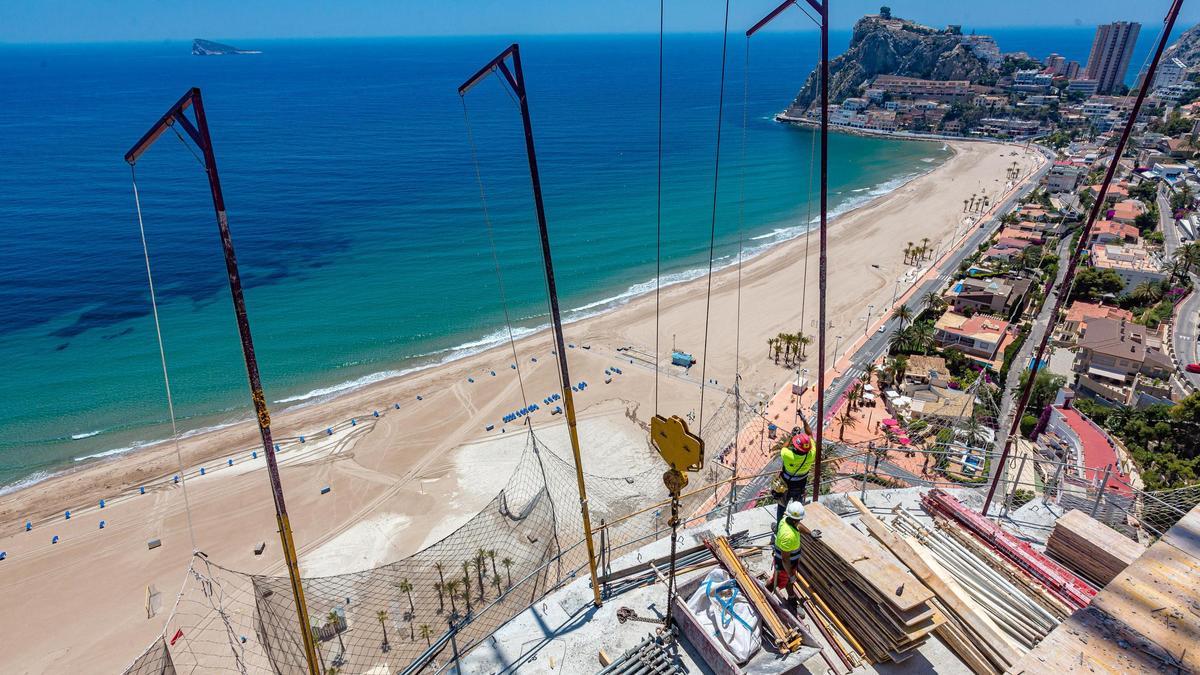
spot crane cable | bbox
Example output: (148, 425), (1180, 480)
(696, 0), (732, 439)
(654, 0), (665, 418)
(129, 163), (198, 554)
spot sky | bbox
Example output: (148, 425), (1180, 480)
(1, 0), (1197, 43)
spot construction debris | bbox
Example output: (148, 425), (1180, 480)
(793, 503), (942, 663)
(922, 489), (1096, 611)
(1044, 509), (1144, 587)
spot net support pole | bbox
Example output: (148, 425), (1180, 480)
(459, 44), (603, 608)
(124, 87), (320, 674)
(813, 0), (830, 503)
(747, 0), (829, 507)
(982, 0), (1184, 515)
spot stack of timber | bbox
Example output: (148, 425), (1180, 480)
(848, 496), (1020, 675)
(793, 503), (942, 663)
(1044, 509), (1144, 587)
(1006, 501), (1200, 673)
(921, 489), (1096, 611)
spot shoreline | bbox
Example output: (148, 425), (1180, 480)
(1, 145), (951, 502)
(0, 137), (1046, 673)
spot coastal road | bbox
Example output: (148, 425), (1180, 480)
(1159, 188), (1200, 393)
(736, 144), (1054, 504)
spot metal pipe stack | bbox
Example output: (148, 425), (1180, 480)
(891, 509), (1058, 648)
(597, 634), (683, 675)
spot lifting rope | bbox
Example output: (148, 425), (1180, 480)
(654, 0), (665, 418)
(460, 93), (565, 564)
(695, 0), (733, 440)
(129, 164), (198, 554)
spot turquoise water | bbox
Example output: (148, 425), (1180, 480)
(0, 35), (949, 490)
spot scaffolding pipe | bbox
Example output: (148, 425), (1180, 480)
(123, 88), (320, 674)
(458, 43), (603, 608)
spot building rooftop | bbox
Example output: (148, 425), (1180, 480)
(1089, 219), (1139, 242)
(1064, 301), (1134, 327)
(1077, 316), (1160, 362)
(935, 311), (1010, 342)
(1109, 199), (1145, 223)
(1090, 242), (1163, 274)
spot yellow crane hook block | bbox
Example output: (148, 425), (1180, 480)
(651, 414), (704, 491)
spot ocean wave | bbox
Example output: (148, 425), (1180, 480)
(0, 470), (53, 497)
(74, 441), (146, 462)
(921, 157), (937, 163)
(71, 429), (103, 440)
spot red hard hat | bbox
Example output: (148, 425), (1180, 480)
(792, 433), (813, 452)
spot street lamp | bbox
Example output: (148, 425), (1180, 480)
(892, 278), (903, 307)
(833, 335), (844, 366)
(864, 304), (876, 335)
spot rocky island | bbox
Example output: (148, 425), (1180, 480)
(191, 38), (261, 55)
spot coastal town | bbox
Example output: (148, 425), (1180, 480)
(3, 5), (1200, 675)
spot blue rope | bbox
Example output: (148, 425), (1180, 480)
(704, 576), (753, 632)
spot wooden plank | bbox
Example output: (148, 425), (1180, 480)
(1045, 510), (1144, 586)
(797, 503), (935, 612)
(847, 496), (1021, 672)
(1007, 503), (1200, 674)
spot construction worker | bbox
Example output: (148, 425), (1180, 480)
(773, 500), (805, 607)
(775, 418), (816, 523)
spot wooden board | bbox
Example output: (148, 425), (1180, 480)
(846, 496), (1021, 673)
(1045, 509), (1144, 586)
(1006, 503), (1200, 674)
(792, 502), (942, 663)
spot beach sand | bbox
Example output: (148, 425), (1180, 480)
(0, 139), (1044, 673)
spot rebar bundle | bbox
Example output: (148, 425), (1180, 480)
(596, 633), (683, 675)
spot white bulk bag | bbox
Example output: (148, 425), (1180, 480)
(685, 568), (762, 663)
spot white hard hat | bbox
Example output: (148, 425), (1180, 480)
(784, 501), (806, 521)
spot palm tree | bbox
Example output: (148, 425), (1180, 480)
(797, 333), (813, 359)
(910, 323), (936, 355)
(327, 610), (346, 659)
(1131, 281), (1164, 304)
(888, 356), (908, 387)
(434, 561), (446, 589)
(888, 326), (913, 354)
(920, 237), (930, 260)
(1173, 242), (1200, 279)
(433, 582), (444, 613)
(488, 549), (499, 580)
(767, 337), (776, 360)
(419, 624), (433, 647)
(838, 407), (859, 441)
(964, 415), (987, 448)
(492, 573), (503, 596)
(922, 290), (944, 313)
(444, 579), (460, 614)
(461, 561), (473, 610)
(895, 305), (914, 329)
(473, 552), (486, 598)
(860, 364), (876, 389)
(378, 610), (391, 652)
(963, 198), (969, 212)
(501, 557), (513, 588)
(395, 578), (414, 616)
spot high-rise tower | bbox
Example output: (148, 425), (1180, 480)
(1084, 21), (1141, 94)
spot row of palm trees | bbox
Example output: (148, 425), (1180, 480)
(323, 548), (520, 663)
(1164, 242), (1200, 282)
(766, 331), (812, 367)
(963, 192), (991, 214)
(1005, 161), (1022, 182)
(903, 237), (934, 265)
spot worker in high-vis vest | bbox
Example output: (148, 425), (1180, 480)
(775, 418), (816, 523)
(773, 500), (805, 606)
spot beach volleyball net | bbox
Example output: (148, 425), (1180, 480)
(119, 392), (753, 675)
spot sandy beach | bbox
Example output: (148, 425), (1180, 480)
(0, 138), (1044, 673)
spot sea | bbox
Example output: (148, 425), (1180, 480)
(0, 27), (1169, 492)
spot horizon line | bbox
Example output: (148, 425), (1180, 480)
(0, 23), (1169, 47)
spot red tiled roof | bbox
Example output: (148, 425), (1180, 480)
(1056, 406), (1133, 496)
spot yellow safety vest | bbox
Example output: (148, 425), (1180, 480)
(780, 447), (815, 483)
(774, 518), (802, 561)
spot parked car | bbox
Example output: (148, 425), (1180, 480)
(1187, 363), (1200, 374)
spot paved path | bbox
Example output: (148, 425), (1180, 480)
(1160, 189), (1200, 393)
